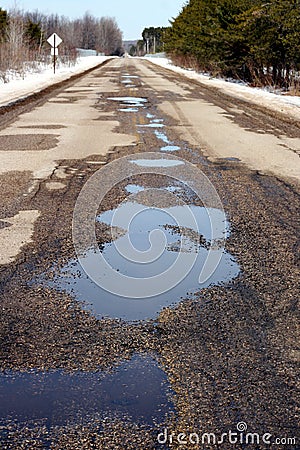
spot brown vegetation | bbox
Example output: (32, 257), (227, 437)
(0, 7), (123, 83)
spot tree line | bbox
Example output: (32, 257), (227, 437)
(163, 0), (300, 90)
(129, 27), (167, 56)
(0, 7), (123, 82)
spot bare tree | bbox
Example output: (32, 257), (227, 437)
(80, 12), (97, 49)
(71, 18), (84, 48)
(0, 7), (124, 82)
(6, 9), (24, 62)
(96, 17), (123, 55)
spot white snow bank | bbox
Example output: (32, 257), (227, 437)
(145, 57), (300, 120)
(0, 56), (112, 108)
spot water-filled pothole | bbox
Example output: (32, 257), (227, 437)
(155, 130), (169, 144)
(49, 199), (239, 321)
(108, 97), (147, 107)
(118, 108), (139, 113)
(125, 184), (145, 194)
(130, 159), (185, 167)
(125, 184), (192, 200)
(0, 354), (173, 429)
(154, 130), (181, 152)
(138, 123), (165, 128)
(161, 145), (181, 152)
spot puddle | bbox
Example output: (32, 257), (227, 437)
(166, 186), (182, 194)
(161, 145), (181, 152)
(108, 97), (147, 107)
(125, 184), (145, 194)
(125, 183), (188, 198)
(49, 200), (239, 321)
(121, 76), (138, 87)
(155, 130), (169, 144)
(154, 130), (180, 152)
(118, 108), (139, 113)
(130, 159), (185, 167)
(125, 184), (190, 198)
(0, 354), (173, 429)
(138, 123), (165, 128)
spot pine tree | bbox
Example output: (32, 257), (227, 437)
(163, 0), (300, 88)
(0, 7), (8, 42)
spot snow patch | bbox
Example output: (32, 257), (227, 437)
(0, 56), (112, 108)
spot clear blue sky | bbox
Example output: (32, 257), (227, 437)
(1, 0), (186, 40)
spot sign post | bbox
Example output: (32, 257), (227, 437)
(47, 33), (62, 74)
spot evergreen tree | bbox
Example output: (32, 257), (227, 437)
(25, 20), (43, 49)
(142, 27), (167, 53)
(0, 7), (8, 42)
(164, 0), (300, 88)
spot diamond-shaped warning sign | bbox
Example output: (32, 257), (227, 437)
(47, 33), (62, 48)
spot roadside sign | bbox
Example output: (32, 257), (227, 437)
(47, 33), (62, 74)
(47, 33), (62, 48)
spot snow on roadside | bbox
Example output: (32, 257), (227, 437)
(144, 57), (300, 120)
(0, 56), (112, 108)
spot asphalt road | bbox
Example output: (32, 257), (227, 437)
(0, 58), (299, 449)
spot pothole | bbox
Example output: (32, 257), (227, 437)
(125, 184), (145, 194)
(45, 181), (66, 191)
(17, 125), (66, 130)
(161, 145), (181, 152)
(219, 157), (241, 162)
(130, 159), (185, 167)
(0, 354), (174, 429)
(118, 108), (139, 113)
(46, 199), (239, 321)
(153, 123), (181, 152)
(138, 123), (165, 128)
(155, 130), (169, 144)
(0, 134), (59, 151)
(107, 97), (147, 107)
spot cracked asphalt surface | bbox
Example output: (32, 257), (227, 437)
(0, 58), (299, 449)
